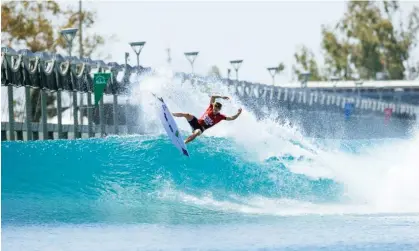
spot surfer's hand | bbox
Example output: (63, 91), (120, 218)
(222, 96), (230, 100)
(238, 108), (242, 114)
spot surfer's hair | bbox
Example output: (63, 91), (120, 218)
(214, 102), (222, 109)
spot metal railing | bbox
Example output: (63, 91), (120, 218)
(1, 47), (418, 141)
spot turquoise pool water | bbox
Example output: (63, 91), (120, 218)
(2, 134), (419, 251)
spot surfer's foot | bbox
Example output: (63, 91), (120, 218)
(184, 136), (194, 144)
(184, 134), (195, 144)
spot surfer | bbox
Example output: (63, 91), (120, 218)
(172, 95), (242, 144)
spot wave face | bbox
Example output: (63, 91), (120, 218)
(2, 71), (419, 225)
(1, 136), (341, 225)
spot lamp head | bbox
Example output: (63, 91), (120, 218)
(60, 28), (78, 44)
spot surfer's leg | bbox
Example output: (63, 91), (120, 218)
(185, 129), (202, 144)
(172, 113), (194, 121)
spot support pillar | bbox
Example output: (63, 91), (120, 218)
(25, 86), (32, 140)
(99, 97), (105, 137)
(113, 94), (118, 134)
(73, 90), (79, 139)
(7, 85), (15, 140)
(57, 90), (63, 139)
(87, 92), (94, 137)
(41, 89), (48, 140)
(79, 92), (84, 138)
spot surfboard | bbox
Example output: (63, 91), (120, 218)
(152, 93), (190, 157)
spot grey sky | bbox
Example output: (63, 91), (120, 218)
(71, 0), (418, 85)
(3, 0), (417, 85)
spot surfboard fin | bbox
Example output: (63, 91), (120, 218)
(151, 92), (164, 102)
(182, 148), (189, 156)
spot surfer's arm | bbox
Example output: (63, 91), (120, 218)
(210, 95), (229, 103)
(225, 108), (242, 121)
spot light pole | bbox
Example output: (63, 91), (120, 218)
(60, 28), (78, 57)
(184, 52), (199, 73)
(230, 60), (243, 80)
(267, 67), (279, 85)
(129, 41), (146, 67)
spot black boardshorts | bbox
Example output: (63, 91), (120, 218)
(188, 116), (205, 133)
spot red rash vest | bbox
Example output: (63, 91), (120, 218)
(198, 104), (226, 130)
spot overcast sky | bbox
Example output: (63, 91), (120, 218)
(4, 0), (419, 85)
(68, 0), (418, 85)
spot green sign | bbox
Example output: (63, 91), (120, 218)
(94, 73), (111, 106)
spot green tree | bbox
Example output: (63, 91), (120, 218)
(61, 1), (115, 59)
(277, 62), (285, 75)
(1, 1), (112, 57)
(2, 1), (112, 121)
(1, 1), (61, 51)
(292, 45), (324, 81)
(321, 0), (419, 80)
(208, 65), (222, 78)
